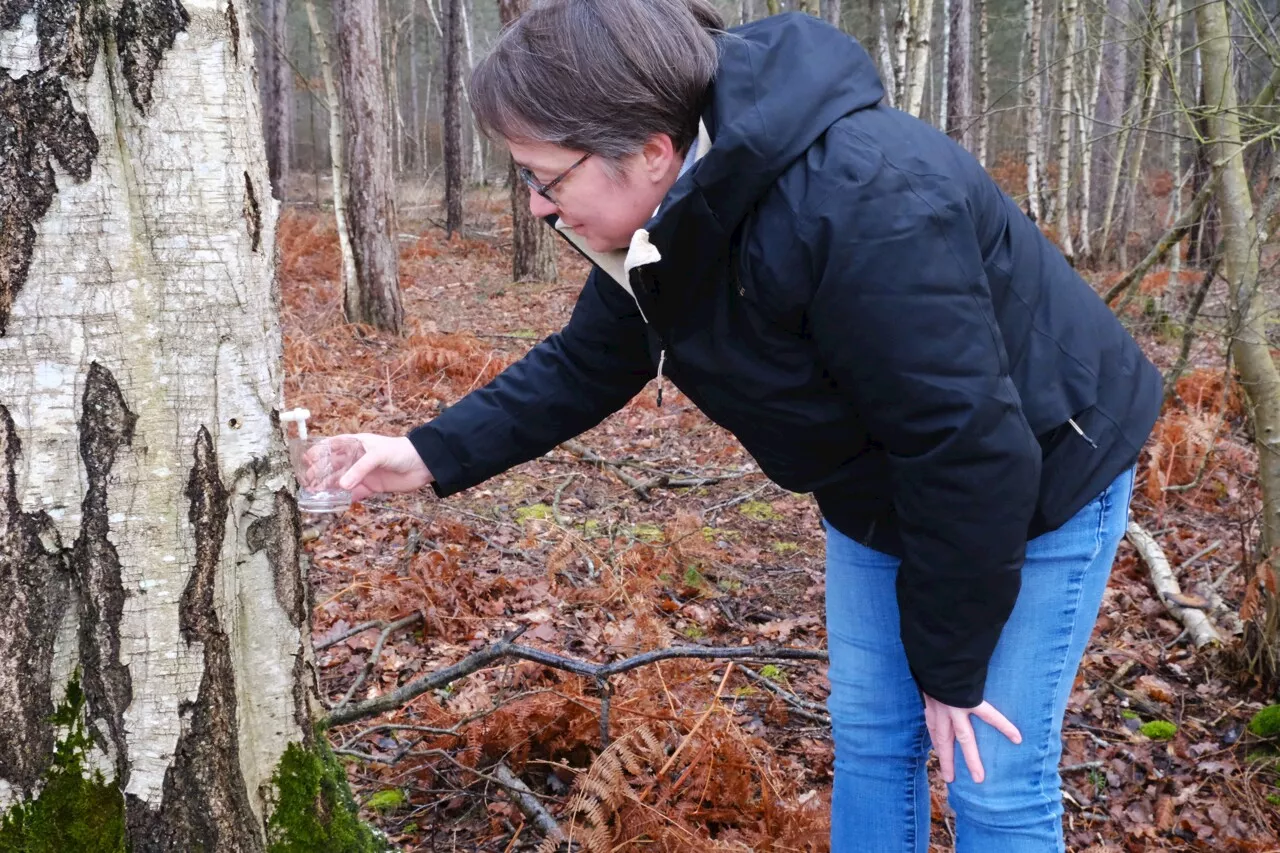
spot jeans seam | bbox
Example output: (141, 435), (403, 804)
(907, 718), (926, 852)
(1026, 480), (1112, 843)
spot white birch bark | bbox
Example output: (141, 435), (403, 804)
(905, 0), (935, 117)
(1024, 0), (1045, 221)
(0, 0), (315, 847)
(1052, 0), (1077, 257)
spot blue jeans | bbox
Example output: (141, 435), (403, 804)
(825, 467), (1134, 852)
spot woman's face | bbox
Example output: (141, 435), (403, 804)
(507, 135), (683, 253)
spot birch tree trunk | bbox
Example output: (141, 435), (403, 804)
(461, 0), (485, 185)
(1075, 3), (1103, 261)
(1194, 0), (1280, 674)
(0, 1), (367, 847)
(940, 0), (951, 126)
(904, 0), (935, 117)
(894, 0), (911, 106)
(336, 0), (404, 333)
(879, 0), (898, 108)
(976, 0), (989, 165)
(261, 0), (292, 199)
(1052, 0), (1077, 257)
(1024, 0), (1045, 221)
(947, 0), (973, 151)
(306, 0), (358, 299)
(822, 0), (842, 26)
(498, 0), (557, 284)
(443, 0), (465, 236)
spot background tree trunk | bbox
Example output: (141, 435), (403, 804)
(260, 0), (293, 199)
(904, 0), (935, 117)
(498, 0), (558, 283)
(1194, 0), (1280, 676)
(822, 0), (843, 26)
(976, 0), (989, 164)
(1052, 0), (1077, 257)
(305, 0), (358, 298)
(0, 1), (360, 847)
(1024, 0), (1045, 221)
(443, 0), (466, 236)
(336, 0), (404, 332)
(947, 0), (974, 151)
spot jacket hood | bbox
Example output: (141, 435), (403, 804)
(685, 13), (886, 232)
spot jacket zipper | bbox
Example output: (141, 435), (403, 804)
(1067, 417), (1098, 449)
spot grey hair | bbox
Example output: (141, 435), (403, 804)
(469, 0), (724, 162)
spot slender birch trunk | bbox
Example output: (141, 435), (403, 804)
(1052, 0), (1078, 256)
(1024, 0), (1045, 221)
(305, 0), (358, 298)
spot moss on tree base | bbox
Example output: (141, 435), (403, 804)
(0, 675), (126, 853)
(266, 738), (388, 853)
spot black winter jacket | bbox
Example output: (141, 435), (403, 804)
(408, 13), (1163, 707)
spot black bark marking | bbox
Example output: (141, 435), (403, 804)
(114, 0), (189, 113)
(246, 490), (304, 629)
(226, 0), (238, 61)
(125, 427), (264, 852)
(243, 171), (261, 252)
(0, 1), (100, 336)
(247, 488), (312, 732)
(0, 404), (72, 797)
(71, 361), (137, 783)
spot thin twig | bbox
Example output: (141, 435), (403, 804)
(1127, 520), (1223, 648)
(1061, 761), (1105, 773)
(323, 640), (827, 728)
(738, 666), (832, 724)
(316, 619), (383, 651)
(336, 613), (425, 709)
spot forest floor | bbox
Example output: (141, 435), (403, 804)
(278, 185), (1280, 852)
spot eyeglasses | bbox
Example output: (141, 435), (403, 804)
(517, 152), (591, 203)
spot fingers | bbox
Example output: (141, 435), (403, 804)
(974, 702), (1022, 746)
(338, 445), (380, 491)
(953, 715), (984, 784)
(929, 709), (957, 784)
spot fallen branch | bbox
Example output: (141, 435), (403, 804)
(1127, 521), (1223, 648)
(322, 635), (827, 728)
(335, 613), (425, 709)
(561, 438), (655, 499)
(739, 666), (831, 726)
(491, 762), (566, 847)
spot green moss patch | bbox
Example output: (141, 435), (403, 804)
(266, 740), (387, 853)
(0, 675), (126, 853)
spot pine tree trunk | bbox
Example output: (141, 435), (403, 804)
(976, 0), (989, 165)
(306, 0), (359, 298)
(409, 0), (422, 172)
(1194, 0), (1280, 675)
(498, 0), (558, 283)
(443, 0), (465, 236)
(336, 0), (404, 332)
(947, 0), (973, 151)
(261, 0), (293, 199)
(0, 2), (361, 847)
(1024, 0), (1044, 221)
(1052, 0), (1077, 257)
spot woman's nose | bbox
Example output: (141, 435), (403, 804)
(528, 190), (557, 218)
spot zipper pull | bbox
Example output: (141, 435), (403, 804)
(1068, 417), (1098, 449)
(656, 349), (667, 407)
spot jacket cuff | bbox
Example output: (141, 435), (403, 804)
(911, 664), (987, 709)
(406, 423), (466, 498)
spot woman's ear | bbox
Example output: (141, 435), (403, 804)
(638, 133), (679, 184)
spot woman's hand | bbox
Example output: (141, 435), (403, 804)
(333, 435), (434, 502)
(923, 694), (1022, 784)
